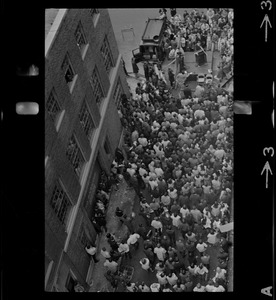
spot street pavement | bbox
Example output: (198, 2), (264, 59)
(89, 178), (136, 292)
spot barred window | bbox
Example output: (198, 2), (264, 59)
(100, 37), (114, 74)
(89, 8), (99, 22)
(113, 78), (123, 108)
(79, 100), (95, 140)
(61, 53), (75, 85)
(50, 182), (72, 225)
(66, 135), (85, 177)
(90, 67), (104, 104)
(90, 8), (99, 16)
(75, 21), (87, 53)
(46, 88), (61, 123)
(104, 137), (111, 155)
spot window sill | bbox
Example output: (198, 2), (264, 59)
(69, 74), (78, 94)
(55, 109), (65, 132)
(93, 14), (100, 27)
(81, 44), (89, 61)
(108, 67), (114, 82)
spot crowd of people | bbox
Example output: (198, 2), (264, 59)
(157, 8), (233, 80)
(88, 8), (233, 293)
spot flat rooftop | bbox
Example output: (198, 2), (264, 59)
(142, 19), (164, 40)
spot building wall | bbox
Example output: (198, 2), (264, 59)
(45, 9), (130, 291)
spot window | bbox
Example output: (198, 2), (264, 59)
(50, 182), (72, 226)
(113, 78), (123, 108)
(90, 67), (104, 105)
(65, 135), (85, 177)
(79, 100), (95, 140)
(100, 36), (114, 74)
(74, 21), (88, 57)
(61, 53), (77, 92)
(46, 88), (61, 124)
(79, 224), (90, 246)
(104, 137), (111, 155)
(89, 8), (99, 24)
(65, 273), (77, 292)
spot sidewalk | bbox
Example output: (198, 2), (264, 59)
(89, 178), (136, 292)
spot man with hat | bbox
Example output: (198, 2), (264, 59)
(143, 61), (149, 81)
(168, 67), (175, 89)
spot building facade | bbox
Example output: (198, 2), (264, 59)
(45, 8), (130, 292)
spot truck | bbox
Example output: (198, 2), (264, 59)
(132, 18), (167, 64)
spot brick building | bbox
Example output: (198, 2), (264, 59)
(45, 9), (130, 292)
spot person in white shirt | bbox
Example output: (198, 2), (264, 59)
(193, 283), (206, 292)
(126, 282), (137, 292)
(211, 202), (221, 217)
(139, 165), (148, 177)
(213, 281), (226, 292)
(185, 230), (197, 243)
(126, 166), (136, 177)
(194, 263), (209, 282)
(205, 280), (216, 292)
(155, 261), (165, 273)
(168, 187), (178, 201)
(150, 282), (161, 292)
(151, 217), (163, 234)
(156, 271), (168, 287)
(196, 240), (208, 253)
(180, 204), (189, 219)
(212, 217), (221, 232)
(154, 166), (164, 177)
(100, 247), (111, 259)
(194, 109), (205, 119)
(207, 229), (218, 245)
(139, 282), (150, 292)
(212, 177), (221, 190)
(213, 267), (227, 283)
(171, 212), (181, 228)
(154, 243), (167, 261)
(188, 263), (197, 276)
(161, 192), (171, 207)
(220, 202), (229, 217)
(118, 242), (131, 259)
(103, 258), (118, 273)
(148, 177), (158, 190)
(203, 206), (212, 218)
(166, 272), (178, 286)
(127, 233), (140, 250)
(139, 257), (152, 272)
(138, 134), (148, 147)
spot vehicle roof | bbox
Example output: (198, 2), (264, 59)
(142, 18), (165, 41)
(140, 42), (159, 46)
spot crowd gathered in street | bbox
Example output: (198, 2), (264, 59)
(162, 7), (234, 81)
(131, 8), (233, 81)
(86, 8), (233, 292)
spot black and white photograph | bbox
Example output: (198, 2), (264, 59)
(2, 3), (274, 298)
(45, 8), (234, 292)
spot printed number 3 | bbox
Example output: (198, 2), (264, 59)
(263, 147), (274, 157)
(261, 0), (272, 10)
